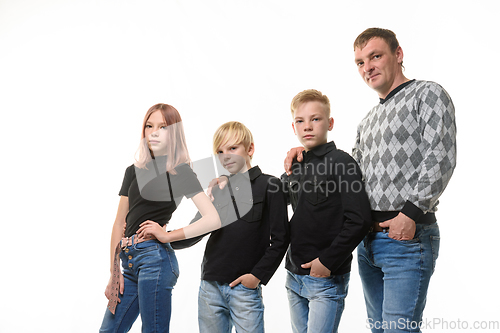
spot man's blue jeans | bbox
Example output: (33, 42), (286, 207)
(198, 280), (265, 333)
(358, 223), (440, 333)
(285, 270), (350, 333)
(99, 238), (179, 333)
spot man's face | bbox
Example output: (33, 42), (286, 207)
(354, 37), (403, 98)
(292, 101), (333, 151)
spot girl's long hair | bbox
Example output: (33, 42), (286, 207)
(134, 103), (191, 173)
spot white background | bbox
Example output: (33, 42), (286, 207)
(1, 0), (499, 332)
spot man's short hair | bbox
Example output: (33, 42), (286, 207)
(213, 121), (254, 157)
(290, 89), (330, 118)
(353, 27), (400, 53)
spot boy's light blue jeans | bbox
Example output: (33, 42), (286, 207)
(198, 280), (265, 333)
(357, 223), (440, 333)
(285, 270), (350, 333)
(99, 238), (179, 333)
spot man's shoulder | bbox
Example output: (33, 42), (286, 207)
(358, 102), (382, 126)
(412, 80), (453, 110)
(413, 80), (447, 95)
(385, 80), (446, 103)
(414, 79), (443, 87)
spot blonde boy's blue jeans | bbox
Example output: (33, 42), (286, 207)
(285, 270), (350, 333)
(198, 280), (265, 333)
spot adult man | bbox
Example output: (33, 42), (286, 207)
(353, 27), (456, 332)
(284, 28), (456, 332)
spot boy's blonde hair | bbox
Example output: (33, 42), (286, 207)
(213, 121), (254, 158)
(290, 89), (331, 118)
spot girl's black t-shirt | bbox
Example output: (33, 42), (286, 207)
(119, 156), (203, 237)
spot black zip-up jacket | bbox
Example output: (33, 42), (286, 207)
(173, 166), (290, 285)
(280, 141), (372, 276)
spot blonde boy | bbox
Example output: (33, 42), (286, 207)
(281, 90), (372, 333)
(181, 122), (290, 333)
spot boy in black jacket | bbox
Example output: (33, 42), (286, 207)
(178, 121), (289, 333)
(280, 89), (372, 333)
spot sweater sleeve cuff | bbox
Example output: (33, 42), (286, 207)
(401, 200), (424, 222)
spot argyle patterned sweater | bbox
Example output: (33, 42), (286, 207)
(352, 80), (456, 222)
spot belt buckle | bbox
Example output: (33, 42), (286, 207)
(121, 237), (130, 250)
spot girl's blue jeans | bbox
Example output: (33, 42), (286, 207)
(99, 237), (179, 333)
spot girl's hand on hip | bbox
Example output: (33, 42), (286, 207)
(136, 220), (169, 243)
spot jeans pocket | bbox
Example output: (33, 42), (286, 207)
(134, 241), (159, 252)
(307, 275), (331, 280)
(398, 238), (420, 245)
(305, 275), (335, 289)
(239, 283), (259, 291)
(386, 233), (420, 245)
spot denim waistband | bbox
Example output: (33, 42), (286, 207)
(120, 234), (157, 249)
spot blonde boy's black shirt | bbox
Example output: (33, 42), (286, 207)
(281, 141), (372, 276)
(173, 166), (290, 285)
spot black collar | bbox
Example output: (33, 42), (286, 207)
(379, 79), (415, 104)
(229, 165), (262, 181)
(302, 141), (337, 159)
